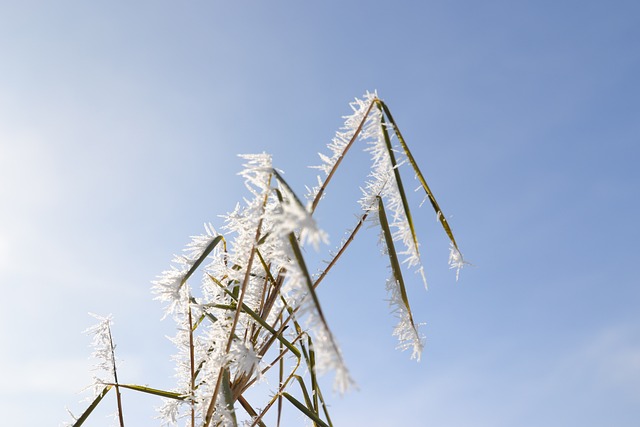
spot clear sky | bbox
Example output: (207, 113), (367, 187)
(1, 1), (638, 426)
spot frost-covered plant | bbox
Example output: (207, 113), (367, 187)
(65, 92), (465, 427)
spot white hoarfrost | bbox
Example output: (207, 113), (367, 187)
(385, 275), (425, 361)
(448, 243), (466, 280)
(68, 92), (463, 427)
(313, 92), (428, 361)
(152, 223), (220, 318)
(152, 149), (357, 424)
(84, 313), (118, 396)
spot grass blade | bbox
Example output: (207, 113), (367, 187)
(221, 368), (239, 427)
(208, 273), (302, 358)
(377, 196), (418, 332)
(272, 168), (306, 212)
(377, 104), (420, 256)
(288, 232), (352, 391)
(307, 336), (319, 412)
(113, 384), (186, 400)
(288, 234), (336, 350)
(377, 100), (461, 253)
(181, 235), (224, 286)
(71, 385), (112, 427)
(277, 335), (284, 427)
(282, 393), (330, 427)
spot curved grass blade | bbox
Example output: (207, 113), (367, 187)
(282, 393), (330, 427)
(181, 235), (225, 286)
(292, 375), (315, 412)
(288, 233), (352, 391)
(377, 196), (418, 332)
(377, 104), (420, 256)
(377, 100), (461, 253)
(71, 385), (112, 427)
(288, 234), (337, 352)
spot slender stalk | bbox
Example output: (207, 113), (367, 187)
(277, 335), (284, 427)
(237, 395), (267, 427)
(279, 182), (389, 332)
(209, 277), (302, 358)
(188, 304), (196, 427)
(240, 331), (305, 393)
(203, 244), (257, 427)
(203, 176), (272, 427)
(107, 325), (125, 427)
(311, 98), (377, 213)
(250, 357), (302, 427)
(313, 210), (369, 289)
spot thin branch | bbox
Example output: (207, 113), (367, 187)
(313, 210), (369, 289)
(107, 326), (125, 427)
(188, 304), (196, 427)
(311, 98), (377, 213)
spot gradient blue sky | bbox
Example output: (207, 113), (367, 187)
(1, 1), (638, 426)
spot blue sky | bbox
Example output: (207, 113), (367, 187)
(1, 1), (638, 426)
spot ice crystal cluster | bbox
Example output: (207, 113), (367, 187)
(84, 313), (118, 396)
(65, 92), (464, 427)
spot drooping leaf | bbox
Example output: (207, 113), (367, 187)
(377, 196), (418, 332)
(378, 100), (461, 253)
(272, 168), (306, 213)
(288, 234), (335, 348)
(377, 103), (420, 256)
